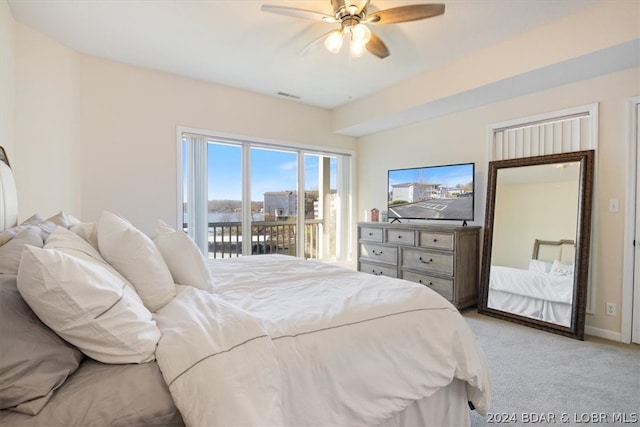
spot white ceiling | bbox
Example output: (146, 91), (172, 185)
(8, 0), (604, 111)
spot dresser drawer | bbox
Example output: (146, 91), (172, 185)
(360, 243), (397, 265)
(402, 248), (453, 276)
(360, 227), (383, 242)
(386, 229), (415, 246)
(359, 262), (398, 278)
(418, 231), (454, 251)
(402, 271), (453, 301)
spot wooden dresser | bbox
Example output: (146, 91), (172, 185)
(357, 222), (481, 309)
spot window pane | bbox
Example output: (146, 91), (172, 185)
(305, 154), (337, 260)
(207, 141), (242, 258)
(251, 147), (298, 256)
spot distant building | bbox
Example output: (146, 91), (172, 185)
(443, 186), (464, 198)
(264, 191), (297, 219)
(264, 190), (325, 220)
(390, 182), (441, 203)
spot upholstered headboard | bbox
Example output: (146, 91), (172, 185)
(532, 239), (576, 264)
(0, 146), (18, 231)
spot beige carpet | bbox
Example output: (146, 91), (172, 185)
(463, 310), (640, 426)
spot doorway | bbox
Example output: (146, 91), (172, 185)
(623, 96), (640, 344)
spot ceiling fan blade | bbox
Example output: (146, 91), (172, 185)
(342, 0), (370, 15)
(368, 4), (445, 24)
(359, 0), (371, 15)
(366, 31), (390, 59)
(261, 5), (338, 23)
(331, 0), (346, 15)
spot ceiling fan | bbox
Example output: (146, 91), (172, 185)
(261, 0), (445, 59)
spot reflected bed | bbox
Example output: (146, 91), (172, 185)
(488, 239), (575, 327)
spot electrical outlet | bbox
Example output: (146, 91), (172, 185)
(606, 302), (617, 317)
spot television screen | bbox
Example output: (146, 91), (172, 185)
(387, 162), (475, 222)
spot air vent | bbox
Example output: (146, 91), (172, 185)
(277, 91), (301, 100)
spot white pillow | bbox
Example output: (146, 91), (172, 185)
(0, 227), (43, 275)
(45, 226), (136, 291)
(45, 211), (72, 228)
(69, 221), (99, 250)
(46, 225), (104, 262)
(17, 246), (161, 364)
(16, 214), (57, 240)
(549, 260), (574, 278)
(20, 213), (44, 225)
(97, 211), (176, 312)
(0, 224), (33, 246)
(152, 220), (215, 292)
(528, 259), (553, 274)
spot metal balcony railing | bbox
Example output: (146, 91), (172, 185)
(185, 220), (322, 259)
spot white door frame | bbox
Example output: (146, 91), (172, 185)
(622, 96), (640, 344)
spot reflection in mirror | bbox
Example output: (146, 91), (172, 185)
(479, 151), (594, 340)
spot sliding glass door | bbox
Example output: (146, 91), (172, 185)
(181, 132), (351, 262)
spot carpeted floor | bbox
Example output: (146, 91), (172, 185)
(463, 310), (640, 426)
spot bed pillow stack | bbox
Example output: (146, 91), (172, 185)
(5, 211), (208, 416)
(17, 226), (161, 364)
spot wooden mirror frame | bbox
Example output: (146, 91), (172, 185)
(478, 150), (595, 340)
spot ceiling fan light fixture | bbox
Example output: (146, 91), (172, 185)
(351, 23), (371, 44)
(324, 30), (344, 54)
(350, 40), (367, 57)
(262, 0), (446, 59)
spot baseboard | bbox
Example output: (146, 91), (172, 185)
(585, 325), (622, 342)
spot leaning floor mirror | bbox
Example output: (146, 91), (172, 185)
(478, 150), (594, 340)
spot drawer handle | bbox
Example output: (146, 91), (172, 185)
(419, 257), (433, 264)
(418, 280), (434, 287)
(433, 238), (438, 242)
(368, 232), (373, 236)
(372, 270), (383, 276)
(372, 250), (383, 256)
(397, 235), (402, 239)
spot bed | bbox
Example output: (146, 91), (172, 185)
(487, 239), (576, 327)
(0, 148), (491, 427)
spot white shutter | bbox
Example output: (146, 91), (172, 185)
(492, 111), (594, 161)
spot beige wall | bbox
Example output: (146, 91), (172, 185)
(357, 67), (639, 336)
(14, 23), (82, 219)
(0, 1), (14, 161)
(492, 180), (579, 270)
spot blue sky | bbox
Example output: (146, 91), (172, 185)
(184, 141), (335, 201)
(388, 163), (474, 189)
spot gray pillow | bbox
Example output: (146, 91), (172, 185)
(0, 275), (84, 415)
(0, 227), (43, 275)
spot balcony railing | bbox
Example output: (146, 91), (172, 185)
(185, 220), (323, 259)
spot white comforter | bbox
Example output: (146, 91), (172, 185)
(489, 265), (574, 303)
(154, 255), (491, 427)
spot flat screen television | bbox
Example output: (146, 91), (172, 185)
(387, 162), (475, 224)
